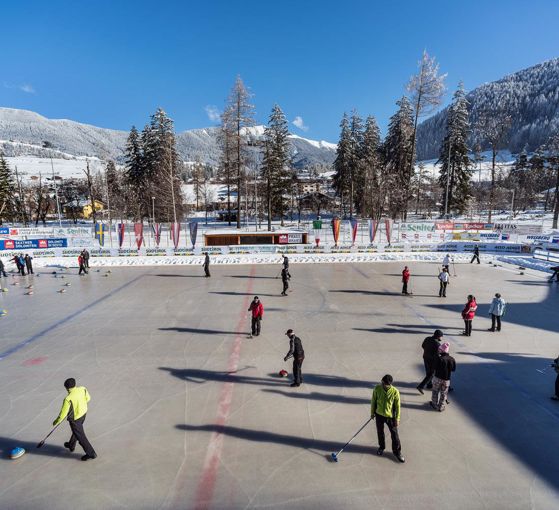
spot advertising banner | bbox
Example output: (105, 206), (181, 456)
(189, 222), (198, 248)
(117, 223), (126, 248)
(0, 238), (68, 250)
(170, 222), (181, 250)
(368, 220), (379, 243)
(400, 223), (436, 232)
(384, 219), (393, 244)
(349, 218), (358, 245)
(152, 223), (162, 247)
(331, 218), (341, 246)
(134, 223), (144, 249)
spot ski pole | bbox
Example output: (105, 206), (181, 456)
(330, 417), (372, 462)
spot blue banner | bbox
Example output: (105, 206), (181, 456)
(0, 227), (9, 235)
(0, 238), (68, 251)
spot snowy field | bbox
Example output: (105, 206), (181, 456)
(1, 259), (558, 509)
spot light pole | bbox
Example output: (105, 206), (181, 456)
(44, 142), (63, 226)
(151, 196), (156, 225)
(444, 135), (452, 219)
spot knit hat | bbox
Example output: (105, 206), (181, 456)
(439, 342), (450, 353)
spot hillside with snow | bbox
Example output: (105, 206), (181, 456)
(0, 107), (336, 170)
(417, 58), (559, 160)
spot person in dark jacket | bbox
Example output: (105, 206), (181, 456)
(16, 254), (26, 275)
(284, 329), (304, 387)
(11, 255), (22, 275)
(24, 254), (34, 275)
(282, 254), (289, 270)
(430, 342), (456, 412)
(401, 266), (410, 295)
(82, 249), (90, 269)
(247, 296), (264, 336)
(470, 245), (480, 264)
(281, 267), (291, 296)
(549, 266), (559, 283)
(417, 330), (443, 394)
(203, 252), (211, 277)
(551, 356), (559, 401)
(0, 258), (7, 277)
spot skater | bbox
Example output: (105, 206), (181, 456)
(549, 266), (559, 283)
(401, 266), (410, 295)
(203, 252), (211, 277)
(488, 293), (506, 332)
(551, 356), (559, 401)
(438, 267), (449, 297)
(0, 258), (7, 277)
(442, 253), (451, 271)
(430, 342), (456, 412)
(24, 254), (34, 275)
(416, 330), (443, 394)
(281, 266), (290, 296)
(284, 329), (304, 387)
(371, 374), (405, 463)
(82, 249), (90, 269)
(470, 245), (480, 264)
(461, 294), (477, 336)
(247, 296), (264, 336)
(52, 378), (97, 461)
(78, 254), (88, 275)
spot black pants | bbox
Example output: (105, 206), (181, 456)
(68, 415), (96, 456)
(439, 281), (447, 297)
(555, 374), (559, 397)
(490, 314), (501, 331)
(549, 271), (558, 282)
(84, 258), (89, 269)
(79, 264), (88, 275)
(418, 358), (436, 389)
(375, 415), (401, 454)
(251, 317), (261, 336)
(26, 264), (33, 274)
(464, 319), (472, 336)
(204, 266), (210, 277)
(0, 268), (6, 277)
(402, 282), (408, 294)
(470, 254), (480, 264)
(282, 280), (289, 295)
(293, 357), (304, 384)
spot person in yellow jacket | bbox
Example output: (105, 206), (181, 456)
(371, 374), (405, 463)
(53, 378), (97, 461)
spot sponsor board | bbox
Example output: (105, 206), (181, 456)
(118, 249), (140, 257)
(384, 244), (405, 252)
(278, 233), (304, 244)
(410, 244), (438, 252)
(356, 244), (379, 252)
(172, 248), (195, 256)
(303, 246), (326, 253)
(0, 238), (68, 250)
(146, 249), (167, 256)
(61, 249), (85, 257)
(435, 222), (454, 230)
(493, 223), (543, 234)
(31, 249), (58, 257)
(89, 249), (114, 257)
(399, 223), (436, 232)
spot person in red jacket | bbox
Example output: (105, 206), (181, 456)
(248, 296), (264, 337)
(78, 254), (88, 275)
(401, 266), (411, 295)
(461, 294), (477, 336)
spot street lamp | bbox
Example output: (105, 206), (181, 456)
(152, 196), (156, 225)
(43, 141), (62, 227)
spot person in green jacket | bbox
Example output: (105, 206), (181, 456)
(53, 378), (97, 461)
(371, 374), (405, 463)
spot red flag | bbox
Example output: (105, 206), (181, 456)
(170, 222), (181, 249)
(384, 219), (393, 244)
(331, 218), (341, 246)
(368, 220), (379, 243)
(152, 223), (161, 247)
(134, 223), (144, 249)
(350, 218), (358, 245)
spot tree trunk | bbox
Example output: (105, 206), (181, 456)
(488, 148), (496, 223)
(553, 167), (559, 229)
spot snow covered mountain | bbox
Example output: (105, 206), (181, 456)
(0, 107), (336, 169)
(416, 58), (559, 160)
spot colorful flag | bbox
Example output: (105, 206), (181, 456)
(117, 223), (126, 248)
(314, 229), (321, 247)
(152, 223), (161, 247)
(189, 222), (198, 248)
(368, 220), (379, 243)
(95, 223), (106, 247)
(134, 223), (144, 249)
(349, 218), (358, 245)
(384, 219), (393, 244)
(170, 222), (181, 250)
(331, 218), (341, 246)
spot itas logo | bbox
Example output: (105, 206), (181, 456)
(5, 240), (15, 249)
(38, 239), (48, 248)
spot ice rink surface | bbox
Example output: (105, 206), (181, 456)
(0, 260), (558, 509)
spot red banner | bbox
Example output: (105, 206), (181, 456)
(152, 223), (161, 247)
(331, 218), (341, 246)
(350, 218), (358, 245)
(134, 223), (144, 249)
(170, 222), (181, 250)
(384, 219), (393, 244)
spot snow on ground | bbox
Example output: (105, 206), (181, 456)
(5, 154), (106, 182)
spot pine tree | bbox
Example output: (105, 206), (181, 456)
(124, 126), (145, 219)
(356, 115), (383, 218)
(0, 152), (15, 224)
(347, 110), (364, 218)
(225, 76), (255, 228)
(383, 97), (416, 219)
(332, 113), (351, 216)
(438, 83), (472, 216)
(218, 106), (235, 225)
(262, 104), (292, 229)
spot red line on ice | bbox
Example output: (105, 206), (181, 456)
(193, 266), (255, 510)
(22, 356), (48, 366)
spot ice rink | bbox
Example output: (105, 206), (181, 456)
(0, 259), (558, 509)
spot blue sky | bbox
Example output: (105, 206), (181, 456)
(1, 0), (558, 141)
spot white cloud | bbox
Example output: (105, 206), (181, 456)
(205, 105), (220, 123)
(292, 116), (309, 132)
(2, 82), (36, 94)
(20, 83), (36, 94)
